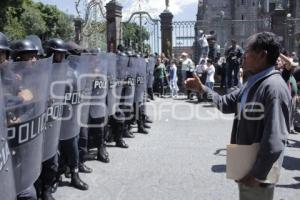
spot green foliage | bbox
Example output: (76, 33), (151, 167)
(20, 4), (47, 36)
(3, 7), (26, 40)
(0, 0), (24, 32)
(55, 13), (75, 41)
(123, 22), (150, 52)
(0, 0), (74, 41)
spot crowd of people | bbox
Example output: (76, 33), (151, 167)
(0, 32), (156, 200)
(152, 32), (300, 115)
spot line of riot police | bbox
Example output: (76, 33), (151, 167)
(0, 32), (155, 200)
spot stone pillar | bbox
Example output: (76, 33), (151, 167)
(106, 0), (123, 53)
(74, 17), (84, 45)
(160, 10), (173, 59)
(271, 9), (287, 48)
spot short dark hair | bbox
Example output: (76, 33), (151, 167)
(249, 32), (280, 66)
(207, 59), (213, 64)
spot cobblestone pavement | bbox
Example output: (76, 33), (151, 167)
(54, 96), (300, 200)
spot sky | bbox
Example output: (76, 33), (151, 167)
(33, 0), (198, 21)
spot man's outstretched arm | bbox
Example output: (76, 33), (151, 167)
(185, 74), (240, 114)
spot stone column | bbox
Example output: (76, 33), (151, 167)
(74, 17), (84, 45)
(160, 10), (173, 59)
(271, 8), (287, 48)
(106, 0), (123, 53)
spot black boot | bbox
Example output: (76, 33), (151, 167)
(116, 139), (129, 148)
(43, 186), (56, 200)
(83, 153), (97, 161)
(137, 122), (148, 134)
(71, 170), (89, 191)
(114, 122), (129, 148)
(64, 166), (71, 179)
(34, 178), (42, 199)
(97, 145), (110, 163)
(96, 126), (110, 163)
(144, 115), (153, 123)
(51, 175), (62, 193)
(79, 163), (93, 173)
(123, 130), (135, 138)
(143, 123), (151, 129)
(123, 123), (135, 138)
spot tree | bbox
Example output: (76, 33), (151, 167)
(123, 22), (150, 52)
(20, 4), (47, 36)
(3, 7), (26, 40)
(55, 13), (75, 41)
(1, 0), (74, 41)
(36, 3), (74, 40)
(0, 0), (24, 32)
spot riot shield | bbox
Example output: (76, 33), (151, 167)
(115, 54), (129, 104)
(122, 56), (137, 105)
(134, 57), (147, 103)
(43, 61), (68, 161)
(1, 58), (52, 194)
(60, 54), (92, 140)
(106, 53), (117, 116)
(0, 75), (16, 200)
(147, 57), (156, 88)
(85, 53), (108, 122)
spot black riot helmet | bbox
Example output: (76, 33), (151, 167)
(10, 39), (38, 53)
(10, 39), (38, 61)
(45, 38), (67, 56)
(0, 32), (11, 52)
(25, 35), (45, 57)
(65, 41), (83, 56)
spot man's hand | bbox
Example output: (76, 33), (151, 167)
(18, 89), (33, 102)
(9, 117), (21, 124)
(280, 53), (299, 71)
(184, 73), (205, 93)
(237, 174), (261, 187)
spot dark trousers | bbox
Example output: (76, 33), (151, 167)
(78, 127), (89, 163)
(147, 87), (154, 100)
(40, 155), (58, 187)
(220, 67), (226, 88)
(186, 71), (193, 98)
(88, 117), (106, 149)
(59, 136), (79, 171)
(17, 186), (37, 200)
(158, 78), (164, 96)
(109, 113), (125, 142)
(227, 64), (239, 88)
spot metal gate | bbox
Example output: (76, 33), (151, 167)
(172, 21), (196, 60)
(122, 11), (160, 54)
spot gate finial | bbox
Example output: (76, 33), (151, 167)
(165, 0), (169, 10)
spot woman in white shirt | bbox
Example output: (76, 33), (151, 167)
(205, 59), (215, 89)
(169, 60), (179, 98)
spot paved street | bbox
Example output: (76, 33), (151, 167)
(54, 97), (300, 200)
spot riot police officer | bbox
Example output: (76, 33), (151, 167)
(107, 48), (129, 149)
(64, 41), (94, 172)
(37, 38), (68, 200)
(57, 40), (89, 191)
(120, 50), (136, 138)
(0, 32), (17, 200)
(8, 39), (40, 200)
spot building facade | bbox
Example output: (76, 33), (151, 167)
(196, 0), (300, 57)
